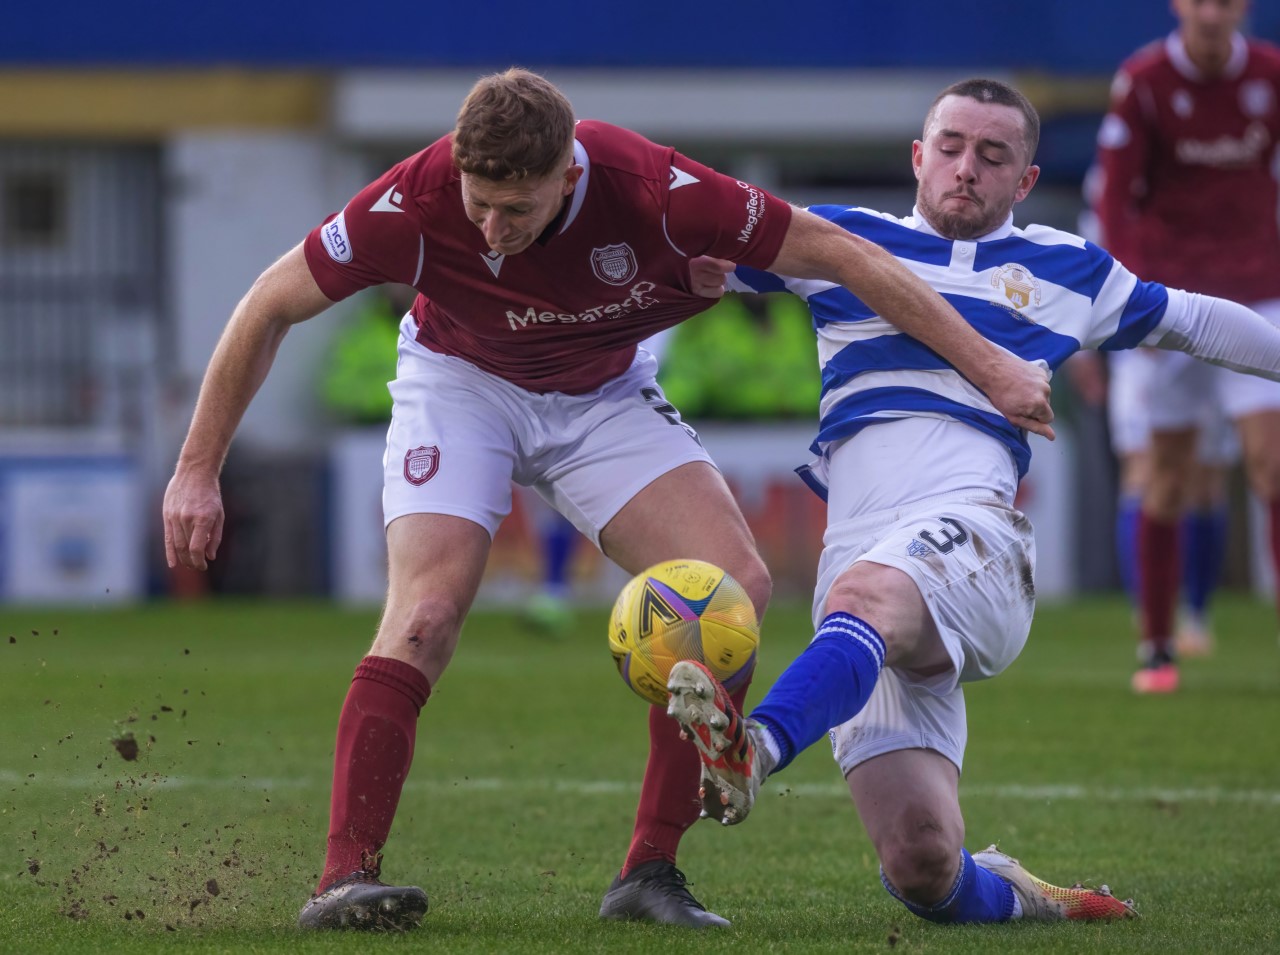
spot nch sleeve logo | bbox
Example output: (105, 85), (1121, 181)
(321, 212), (353, 264)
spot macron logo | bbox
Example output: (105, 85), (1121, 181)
(669, 166), (700, 191)
(481, 250), (505, 278)
(370, 184), (404, 214)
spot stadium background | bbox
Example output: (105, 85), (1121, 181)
(2, 0), (1279, 606)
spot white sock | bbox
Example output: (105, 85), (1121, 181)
(754, 722), (783, 774)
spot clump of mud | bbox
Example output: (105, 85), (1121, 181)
(11, 653), (312, 933)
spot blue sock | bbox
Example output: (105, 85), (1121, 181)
(750, 612), (885, 772)
(1181, 506), (1227, 618)
(1116, 494), (1141, 604)
(542, 515), (577, 595)
(883, 848), (1015, 923)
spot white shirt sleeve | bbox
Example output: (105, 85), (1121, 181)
(1147, 288), (1280, 382)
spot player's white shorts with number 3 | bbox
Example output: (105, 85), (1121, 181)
(818, 491), (1036, 776)
(382, 314), (713, 544)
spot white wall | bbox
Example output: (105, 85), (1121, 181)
(164, 132), (366, 453)
(331, 70), (1002, 145)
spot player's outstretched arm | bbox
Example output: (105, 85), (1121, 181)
(769, 208), (1055, 439)
(163, 243), (334, 571)
(1154, 289), (1280, 381)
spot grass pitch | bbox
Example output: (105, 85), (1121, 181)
(2, 594), (1279, 953)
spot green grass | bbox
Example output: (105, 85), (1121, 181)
(1, 594), (1279, 953)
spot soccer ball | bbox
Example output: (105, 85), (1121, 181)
(607, 559), (759, 706)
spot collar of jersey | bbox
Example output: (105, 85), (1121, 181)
(1166, 30), (1248, 82)
(535, 137), (592, 248)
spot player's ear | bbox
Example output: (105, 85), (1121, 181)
(911, 141), (924, 180)
(562, 164), (584, 193)
(1015, 164), (1040, 202)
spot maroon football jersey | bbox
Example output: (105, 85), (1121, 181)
(303, 120), (791, 393)
(1094, 33), (1280, 302)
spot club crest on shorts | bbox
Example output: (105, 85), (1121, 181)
(906, 538), (932, 559)
(403, 446), (440, 486)
(590, 243), (638, 286)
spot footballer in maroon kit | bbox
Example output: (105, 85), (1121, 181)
(304, 121), (792, 395)
(163, 68), (1054, 931)
(1095, 0), (1280, 693)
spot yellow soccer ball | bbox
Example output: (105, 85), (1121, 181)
(607, 559), (759, 706)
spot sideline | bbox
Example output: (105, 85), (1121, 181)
(4, 769), (1280, 806)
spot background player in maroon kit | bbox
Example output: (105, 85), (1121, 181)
(162, 68), (1054, 931)
(1094, 0), (1280, 693)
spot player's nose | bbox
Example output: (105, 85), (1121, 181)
(955, 150), (979, 182)
(481, 213), (509, 247)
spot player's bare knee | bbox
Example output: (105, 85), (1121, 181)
(878, 823), (960, 904)
(824, 567), (908, 646)
(406, 594), (467, 641)
(373, 594), (466, 665)
(1143, 472), (1189, 520)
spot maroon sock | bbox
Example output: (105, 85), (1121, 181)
(621, 674), (753, 876)
(1270, 500), (1280, 620)
(1138, 512), (1180, 657)
(318, 655), (430, 893)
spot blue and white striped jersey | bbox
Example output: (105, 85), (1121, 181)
(729, 205), (1171, 497)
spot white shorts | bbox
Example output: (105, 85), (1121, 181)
(382, 317), (712, 544)
(819, 491), (1036, 775)
(1107, 349), (1238, 464)
(1140, 298), (1280, 440)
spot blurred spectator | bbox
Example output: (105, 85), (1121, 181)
(322, 292), (401, 424)
(1093, 0), (1280, 692)
(658, 293), (819, 420)
(1082, 169), (1232, 636)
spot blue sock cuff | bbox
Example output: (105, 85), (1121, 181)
(882, 849), (1015, 924)
(748, 612), (886, 773)
(814, 611), (887, 671)
(880, 854), (968, 918)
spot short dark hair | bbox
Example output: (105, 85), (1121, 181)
(452, 67), (576, 181)
(924, 78), (1040, 163)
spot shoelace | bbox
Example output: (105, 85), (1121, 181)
(309, 850), (390, 899)
(353, 850), (385, 883)
(642, 866), (706, 910)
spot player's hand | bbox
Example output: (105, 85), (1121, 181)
(689, 256), (735, 299)
(162, 469), (225, 571)
(985, 356), (1056, 441)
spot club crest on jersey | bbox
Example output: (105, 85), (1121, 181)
(1172, 89), (1193, 119)
(590, 243), (638, 286)
(991, 264), (1042, 318)
(403, 446), (440, 486)
(1240, 79), (1274, 119)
